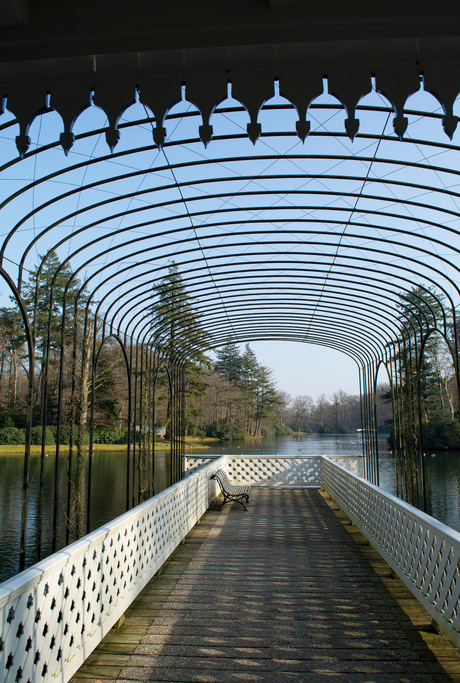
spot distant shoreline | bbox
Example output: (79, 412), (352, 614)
(0, 438), (219, 455)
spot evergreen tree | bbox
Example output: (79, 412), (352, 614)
(239, 344), (259, 434)
(0, 307), (27, 422)
(151, 262), (208, 361)
(21, 250), (84, 357)
(151, 263), (210, 435)
(212, 343), (282, 436)
(214, 343), (243, 383)
(253, 365), (280, 435)
(20, 250), (87, 423)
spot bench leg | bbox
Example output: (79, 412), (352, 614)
(221, 494), (248, 511)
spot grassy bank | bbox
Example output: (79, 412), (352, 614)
(0, 437), (219, 455)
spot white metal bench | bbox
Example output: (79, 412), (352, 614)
(210, 469), (250, 511)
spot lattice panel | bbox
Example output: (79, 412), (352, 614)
(184, 457), (214, 473)
(327, 456), (363, 477)
(226, 456), (323, 487)
(185, 455), (363, 480)
(0, 457), (225, 683)
(322, 458), (460, 649)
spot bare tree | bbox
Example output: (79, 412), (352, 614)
(290, 395), (313, 432)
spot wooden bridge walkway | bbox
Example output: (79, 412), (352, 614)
(72, 488), (460, 682)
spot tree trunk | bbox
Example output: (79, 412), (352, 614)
(74, 320), (92, 538)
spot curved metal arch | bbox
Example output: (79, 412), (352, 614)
(418, 327), (460, 389)
(66, 239), (460, 332)
(143, 281), (407, 330)
(112, 289), (415, 358)
(371, 359), (396, 479)
(10, 140), (460, 262)
(146, 294), (400, 352)
(100, 253), (456, 350)
(140, 264), (450, 325)
(20, 207), (460, 297)
(165, 323), (383, 372)
(49, 215), (460, 306)
(172, 298), (410, 354)
(8, 124), (460, 273)
(177, 330), (373, 369)
(373, 358), (394, 394)
(111, 264), (454, 339)
(90, 332), (133, 525)
(174, 317), (386, 359)
(0, 267), (35, 570)
(144, 301), (386, 366)
(151, 310), (388, 356)
(18, 230), (456, 368)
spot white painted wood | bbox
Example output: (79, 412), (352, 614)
(322, 457), (460, 649)
(3, 452), (460, 683)
(0, 456), (225, 683)
(185, 454), (363, 483)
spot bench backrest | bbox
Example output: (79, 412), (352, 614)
(211, 469), (231, 489)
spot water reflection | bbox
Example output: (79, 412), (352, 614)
(0, 448), (172, 583)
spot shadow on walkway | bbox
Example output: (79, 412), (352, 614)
(72, 488), (460, 682)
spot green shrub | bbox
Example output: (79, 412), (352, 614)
(31, 426), (55, 445)
(204, 422), (245, 441)
(261, 424), (275, 437)
(57, 425), (70, 445)
(388, 420), (460, 451)
(0, 426), (26, 444)
(92, 428), (129, 444)
(422, 420), (460, 450)
(318, 424), (336, 434)
(186, 424), (205, 437)
(318, 424), (356, 435)
(260, 424), (294, 437)
(273, 423), (294, 436)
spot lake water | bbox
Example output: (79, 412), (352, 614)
(1, 433), (459, 583)
(194, 434), (460, 531)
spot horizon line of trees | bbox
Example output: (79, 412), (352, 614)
(0, 260), (457, 451)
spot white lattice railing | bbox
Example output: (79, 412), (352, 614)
(185, 454), (363, 483)
(3, 454), (460, 683)
(322, 457), (460, 649)
(185, 454), (322, 485)
(0, 456), (225, 683)
(226, 455), (322, 486)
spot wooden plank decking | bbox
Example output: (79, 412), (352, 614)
(72, 488), (460, 682)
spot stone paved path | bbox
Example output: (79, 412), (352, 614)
(72, 488), (460, 682)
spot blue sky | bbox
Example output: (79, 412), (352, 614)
(239, 340), (360, 400)
(0, 81), (458, 404)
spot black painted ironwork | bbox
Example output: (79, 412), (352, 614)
(0, 85), (457, 574)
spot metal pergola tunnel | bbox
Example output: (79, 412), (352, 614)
(0, 66), (459, 575)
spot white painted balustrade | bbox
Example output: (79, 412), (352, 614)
(184, 454), (364, 482)
(322, 458), (460, 649)
(0, 456), (225, 683)
(1, 454), (460, 683)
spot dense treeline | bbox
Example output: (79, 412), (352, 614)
(283, 387), (392, 435)
(0, 257), (457, 448)
(0, 251), (131, 445)
(385, 286), (460, 451)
